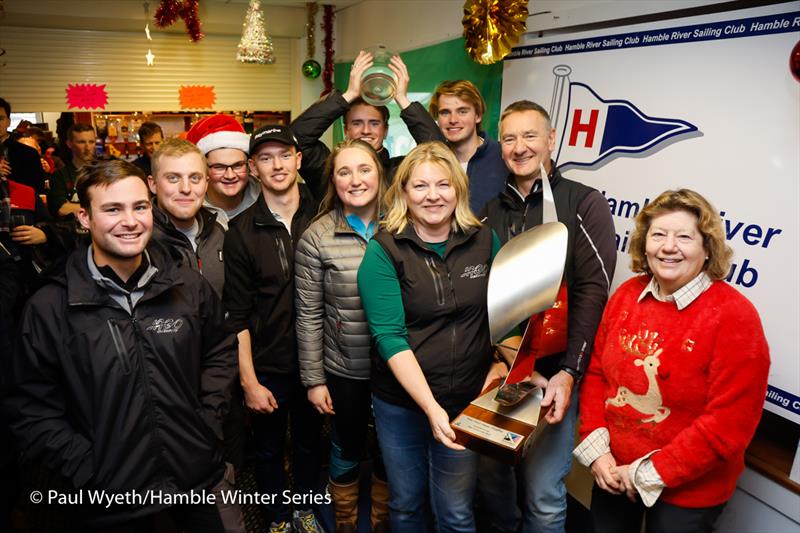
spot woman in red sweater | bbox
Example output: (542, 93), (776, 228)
(574, 189), (770, 533)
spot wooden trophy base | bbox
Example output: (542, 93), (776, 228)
(451, 380), (547, 465)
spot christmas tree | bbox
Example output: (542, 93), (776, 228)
(237, 0), (275, 64)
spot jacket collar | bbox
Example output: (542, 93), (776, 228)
(392, 221), (480, 259)
(152, 202), (218, 241)
(252, 183), (317, 228)
(501, 161), (563, 206)
(62, 241), (179, 308)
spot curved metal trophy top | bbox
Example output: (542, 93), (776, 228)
(487, 162), (568, 344)
(487, 222), (568, 343)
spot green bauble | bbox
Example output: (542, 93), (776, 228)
(302, 59), (322, 79)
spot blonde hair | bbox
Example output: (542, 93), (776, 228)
(151, 137), (206, 177)
(629, 188), (733, 281)
(316, 139), (386, 222)
(382, 141), (480, 235)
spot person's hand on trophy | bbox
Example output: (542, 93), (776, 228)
(539, 369), (574, 424)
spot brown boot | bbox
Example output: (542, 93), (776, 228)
(370, 475), (390, 532)
(329, 478), (359, 533)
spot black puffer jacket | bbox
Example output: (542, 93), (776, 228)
(5, 242), (237, 525)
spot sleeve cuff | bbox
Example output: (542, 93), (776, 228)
(572, 427), (610, 467)
(630, 452), (664, 508)
(377, 337), (411, 362)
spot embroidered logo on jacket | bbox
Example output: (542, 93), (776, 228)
(460, 264), (488, 279)
(146, 318), (184, 334)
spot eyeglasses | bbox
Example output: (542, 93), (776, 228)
(208, 161), (248, 177)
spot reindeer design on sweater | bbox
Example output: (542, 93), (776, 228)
(606, 329), (671, 423)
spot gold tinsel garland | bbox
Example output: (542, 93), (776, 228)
(462, 0), (528, 65)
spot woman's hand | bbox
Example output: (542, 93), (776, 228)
(307, 384), (335, 415)
(590, 452), (623, 495)
(425, 403), (464, 451)
(613, 463), (638, 502)
(482, 360), (508, 391)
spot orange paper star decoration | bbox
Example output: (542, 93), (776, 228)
(179, 85), (216, 109)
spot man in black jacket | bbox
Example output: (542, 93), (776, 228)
(480, 100), (617, 533)
(223, 125), (323, 533)
(291, 50), (444, 197)
(6, 158), (237, 531)
(148, 137), (226, 298)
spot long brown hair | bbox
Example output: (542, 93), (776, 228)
(316, 138), (386, 223)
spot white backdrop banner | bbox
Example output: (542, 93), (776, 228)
(502, 4), (800, 423)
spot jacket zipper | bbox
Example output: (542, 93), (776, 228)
(424, 255), (446, 306)
(447, 270), (457, 394)
(127, 293), (169, 491)
(275, 236), (290, 279)
(107, 320), (131, 374)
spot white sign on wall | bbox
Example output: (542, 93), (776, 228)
(503, 4), (800, 423)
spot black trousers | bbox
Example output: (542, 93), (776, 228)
(326, 372), (386, 483)
(591, 483), (726, 533)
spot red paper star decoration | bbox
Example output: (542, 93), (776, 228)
(65, 83), (109, 110)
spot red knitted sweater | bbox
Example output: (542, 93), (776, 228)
(579, 276), (770, 508)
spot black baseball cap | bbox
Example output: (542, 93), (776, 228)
(249, 124), (299, 154)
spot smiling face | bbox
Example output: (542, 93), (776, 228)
(645, 209), (707, 295)
(333, 147), (380, 217)
(206, 148), (250, 200)
(77, 176), (153, 273)
(147, 152), (207, 229)
(249, 141), (301, 195)
(404, 161), (456, 241)
(343, 103), (387, 151)
(499, 110), (555, 181)
(436, 94), (481, 145)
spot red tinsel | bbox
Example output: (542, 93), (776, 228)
(154, 0), (204, 43)
(322, 5), (335, 94)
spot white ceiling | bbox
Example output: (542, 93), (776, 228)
(0, 0), (363, 38)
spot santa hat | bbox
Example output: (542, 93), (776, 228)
(186, 114), (250, 155)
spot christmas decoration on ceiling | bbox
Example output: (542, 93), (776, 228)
(321, 4), (335, 93)
(462, 0), (528, 65)
(144, 2), (155, 66)
(179, 85), (216, 109)
(154, 0), (204, 43)
(237, 0), (276, 64)
(65, 83), (109, 110)
(302, 2), (321, 79)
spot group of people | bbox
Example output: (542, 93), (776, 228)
(0, 49), (769, 533)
